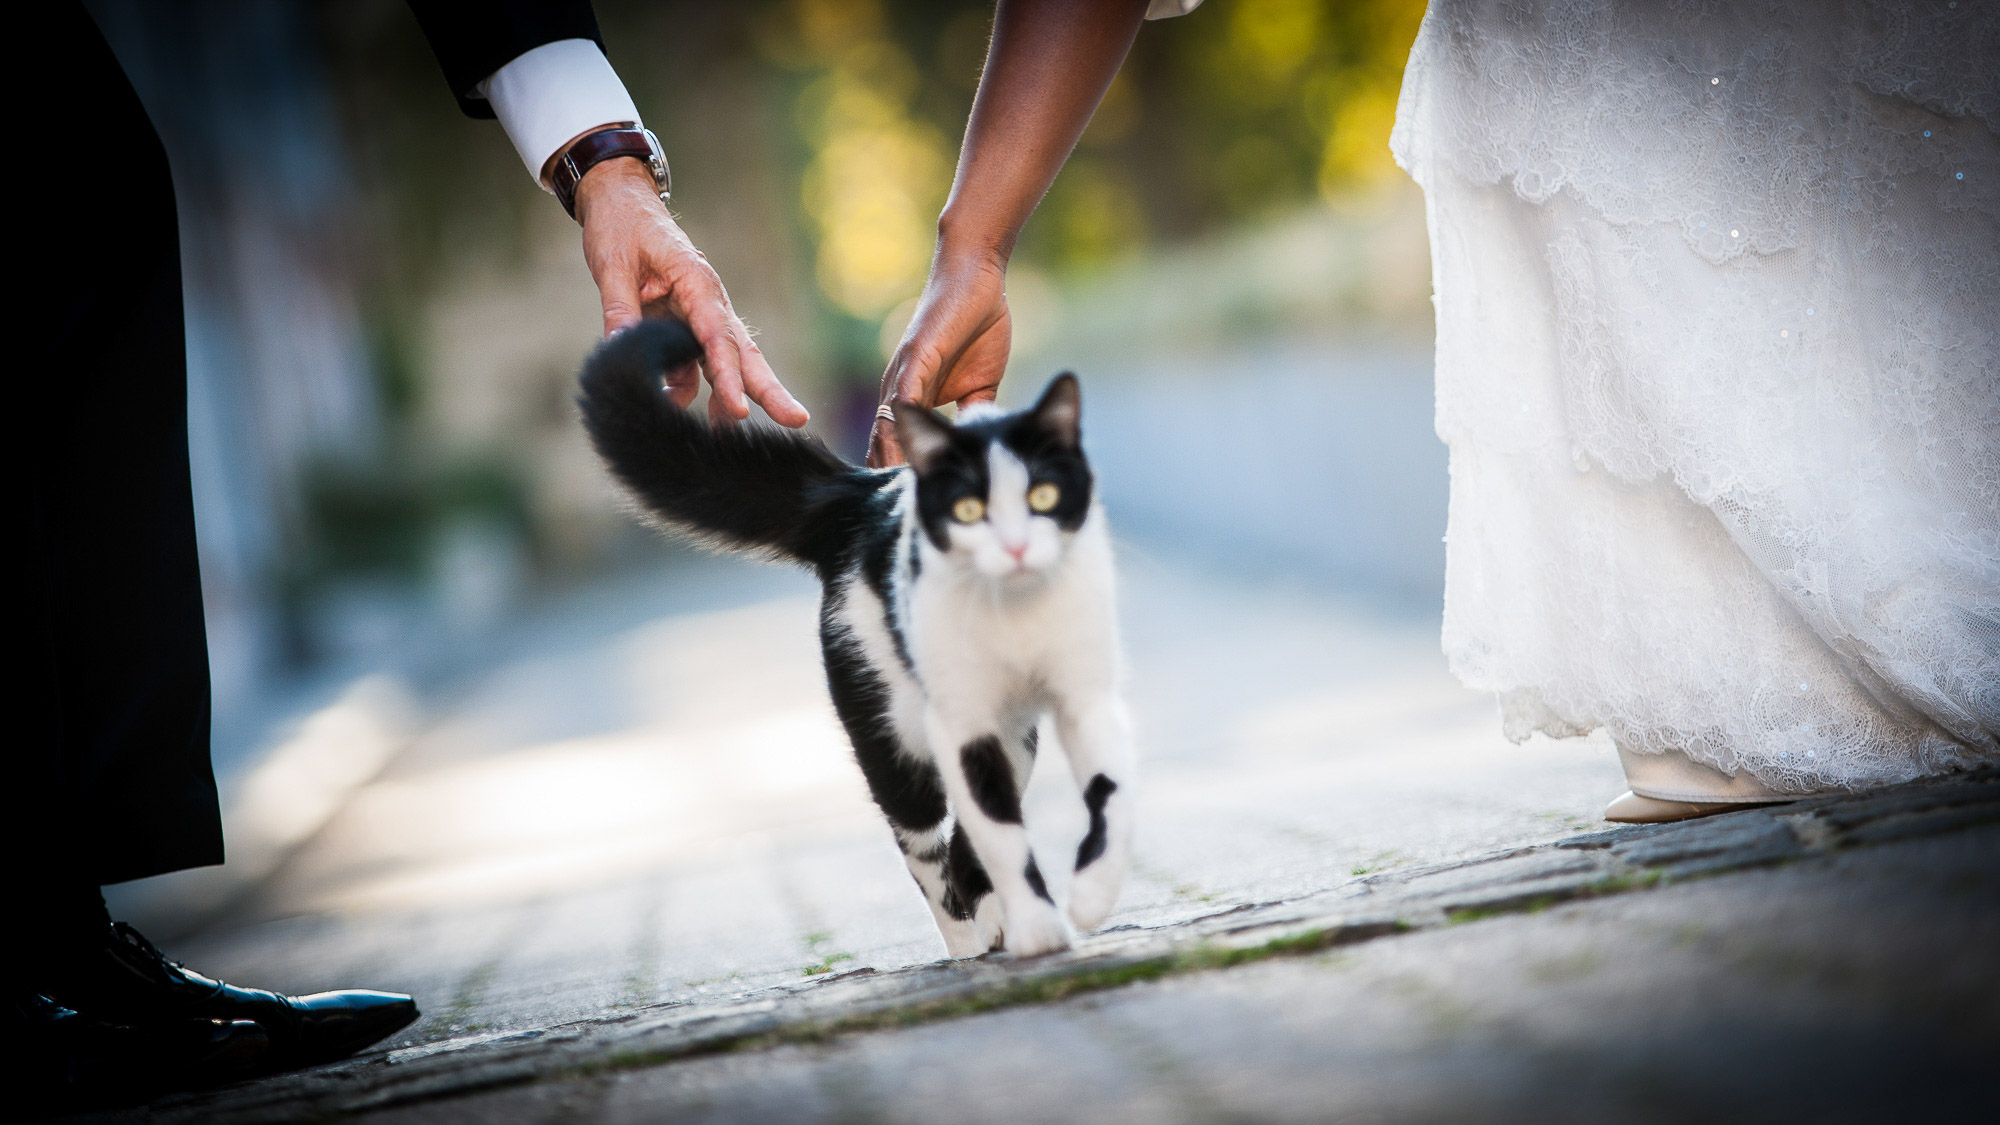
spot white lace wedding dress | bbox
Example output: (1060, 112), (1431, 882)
(1391, 0), (1999, 797)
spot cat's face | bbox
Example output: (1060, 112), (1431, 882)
(893, 374), (1094, 581)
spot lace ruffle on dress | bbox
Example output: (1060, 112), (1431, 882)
(1391, 0), (2000, 793)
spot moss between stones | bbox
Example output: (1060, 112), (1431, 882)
(335, 800), (1998, 1115)
(584, 920), (1411, 1077)
(1442, 867), (1671, 925)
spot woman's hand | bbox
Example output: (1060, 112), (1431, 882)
(861, 0), (1149, 466)
(866, 249), (1012, 467)
(575, 157), (809, 428)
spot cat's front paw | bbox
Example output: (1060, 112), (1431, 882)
(1001, 902), (1074, 957)
(1067, 853), (1126, 932)
(939, 895), (1005, 959)
(938, 917), (990, 959)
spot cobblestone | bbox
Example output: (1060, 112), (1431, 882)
(105, 768), (1998, 1123)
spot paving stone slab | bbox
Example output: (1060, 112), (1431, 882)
(88, 767), (1996, 1123)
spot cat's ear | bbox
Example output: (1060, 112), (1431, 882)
(891, 399), (955, 474)
(1031, 373), (1082, 448)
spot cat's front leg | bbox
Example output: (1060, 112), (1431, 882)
(938, 821), (1004, 956)
(1055, 693), (1136, 933)
(820, 637), (987, 958)
(895, 824), (988, 958)
(928, 713), (1073, 957)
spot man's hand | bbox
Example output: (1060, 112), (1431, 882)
(866, 248), (1010, 467)
(575, 158), (809, 428)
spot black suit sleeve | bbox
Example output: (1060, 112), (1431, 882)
(406, 0), (606, 119)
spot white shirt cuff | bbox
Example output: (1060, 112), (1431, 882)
(476, 39), (643, 187)
(1145, 0), (1204, 17)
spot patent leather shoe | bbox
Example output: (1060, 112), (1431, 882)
(9, 991), (269, 1111)
(34, 922), (418, 1069)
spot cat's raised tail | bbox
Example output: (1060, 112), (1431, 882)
(576, 318), (872, 568)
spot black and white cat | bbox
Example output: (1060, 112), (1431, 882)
(578, 319), (1134, 957)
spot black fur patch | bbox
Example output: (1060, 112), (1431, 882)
(576, 319), (890, 568)
(907, 427), (991, 551)
(995, 404), (1093, 534)
(902, 373), (1095, 548)
(961, 735), (1022, 824)
(822, 609), (945, 834)
(1075, 774), (1118, 870)
(941, 825), (992, 920)
(1024, 856), (1054, 904)
(857, 518), (915, 673)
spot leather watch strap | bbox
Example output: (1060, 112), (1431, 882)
(550, 126), (671, 221)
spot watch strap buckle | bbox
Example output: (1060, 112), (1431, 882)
(551, 124), (672, 221)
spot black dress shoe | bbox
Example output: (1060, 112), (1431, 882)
(32, 922), (418, 1070)
(7, 991), (269, 1112)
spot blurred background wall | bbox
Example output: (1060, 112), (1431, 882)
(85, 0), (1438, 782)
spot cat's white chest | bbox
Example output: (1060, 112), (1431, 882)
(905, 513), (1117, 709)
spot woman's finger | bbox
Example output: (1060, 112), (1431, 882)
(867, 417), (903, 468)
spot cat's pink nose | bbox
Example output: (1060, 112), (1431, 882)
(1004, 542), (1028, 562)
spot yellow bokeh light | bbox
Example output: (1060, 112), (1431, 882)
(789, 17), (950, 318)
(1319, 85), (1403, 196)
(800, 84), (949, 316)
(1227, 0), (1324, 84)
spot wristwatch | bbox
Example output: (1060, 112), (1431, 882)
(549, 125), (672, 221)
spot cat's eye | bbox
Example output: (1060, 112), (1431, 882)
(1027, 482), (1060, 513)
(952, 496), (986, 523)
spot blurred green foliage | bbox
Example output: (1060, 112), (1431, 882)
(293, 454), (527, 580)
(741, 0), (1427, 354)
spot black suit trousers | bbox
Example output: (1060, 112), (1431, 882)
(12, 0), (606, 891)
(17, 5), (222, 888)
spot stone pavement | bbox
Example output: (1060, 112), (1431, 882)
(77, 541), (1997, 1123)
(97, 768), (1999, 1123)
(109, 549), (1628, 1048)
